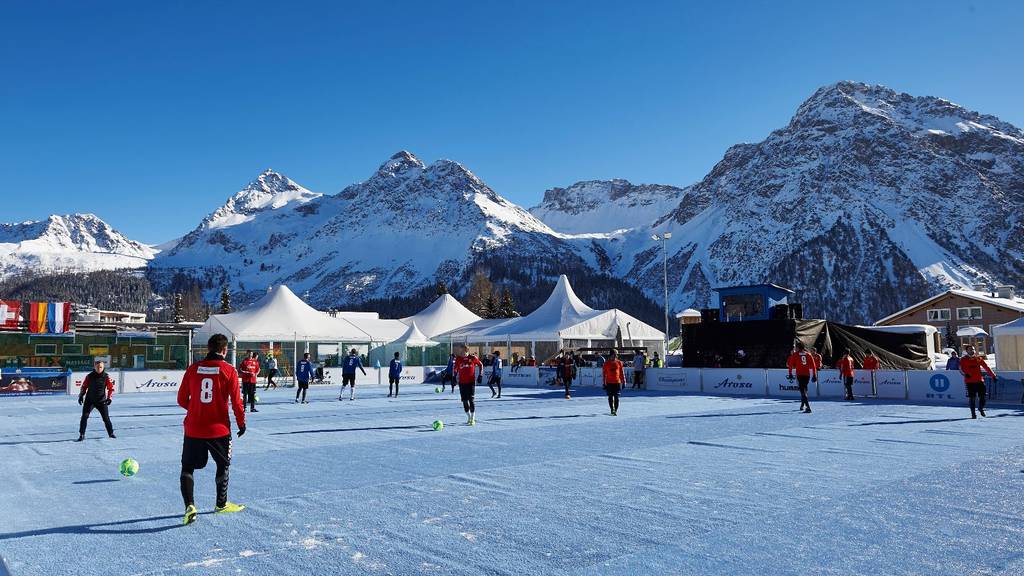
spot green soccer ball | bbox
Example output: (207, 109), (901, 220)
(435, 387), (441, 393)
(432, 420), (444, 431)
(119, 458), (139, 478)
(254, 395), (260, 403)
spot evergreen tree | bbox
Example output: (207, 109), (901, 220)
(434, 281), (448, 297)
(173, 293), (184, 324)
(499, 288), (520, 318)
(465, 271), (494, 317)
(219, 286), (231, 314)
(483, 292), (498, 319)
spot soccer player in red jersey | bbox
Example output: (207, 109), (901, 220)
(602, 350), (626, 416)
(453, 345), (483, 425)
(959, 345), (997, 419)
(239, 350), (260, 412)
(836, 351), (856, 401)
(787, 342), (818, 414)
(178, 333), (247, 525)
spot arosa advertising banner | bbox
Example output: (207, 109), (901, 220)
(906, 370), (966, 405)
(701, 369), (765, 395)
(121, 370), (185, 394)
(503, 366), (540, 387)
(873, 370), (907, 399)
(645, 368), (700, 392)
(0, 367), (70, 396)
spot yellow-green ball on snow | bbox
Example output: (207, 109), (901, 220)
(432, 420), (444, 431)
(435, 387), (441, 393)
(120, 458), (139, 478)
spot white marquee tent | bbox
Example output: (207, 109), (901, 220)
(440, 275), (665, 361)
(401, 294), (481, 338)
(993, 318), (1024, 371)
(194, 285), (407, 366)
(378, 321), (446, 366)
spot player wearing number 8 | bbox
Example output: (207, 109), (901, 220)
(177, 333), (247, 525)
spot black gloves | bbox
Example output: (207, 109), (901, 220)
(78, 396), (84, 405)
(812, 376), (818, 383)
(476, 375), (482, 384)
(237, 426), (246, 438)
(104, 398), (112, 405)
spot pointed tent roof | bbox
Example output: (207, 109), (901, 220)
(441, 275), (664, 342)
(194, 285), (368, 342)
(402, 294), (481, 338)
(992, 317), (1024, 336)
(390, 321), (439, 347)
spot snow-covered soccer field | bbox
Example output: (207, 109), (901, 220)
(2, 385), (1024, 576)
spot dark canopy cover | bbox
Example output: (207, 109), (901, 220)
(681, 320), (930, 370)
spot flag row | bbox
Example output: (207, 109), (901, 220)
(0, 300), (71, 333)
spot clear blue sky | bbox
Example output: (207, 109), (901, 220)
(2, 0), (1022, 243)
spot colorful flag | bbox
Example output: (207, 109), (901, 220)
(48, 302), (71, 333)
(29, 302), (48, 333)
(0, 300), (20, 329)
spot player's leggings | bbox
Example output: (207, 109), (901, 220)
(79, 399), (114, 436)
(563, 376), (573, 397)
(843, 376), (854, 400)
(265, 369), (278, 389)
(389, 377), (399, 397)
(243, 383), (257, 410)
(488, 376), (501, 397)
(296, 382), (308, 402)
(180, 462), (229, 508)
(967, 382), (987, 414)
(605, 383), (621, 413)
(797, 375), (811, 410)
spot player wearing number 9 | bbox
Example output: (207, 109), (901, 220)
(177, 333), (247, 524)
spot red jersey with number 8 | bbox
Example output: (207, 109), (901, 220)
(178, 356), (246, 438)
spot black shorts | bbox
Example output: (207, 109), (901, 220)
(633, 371), (644, 384)
(242, 382), (256, 396)
(797, 375), (811, 390)
(182, 435), (232, 470)
(605, 383), (621, 395)
(389, 376), (400, 385)
(342, 374), (355, 386)
(967, 382), (987, 397)
(458, 382), (475, 402)
(297, 380), (309, 389)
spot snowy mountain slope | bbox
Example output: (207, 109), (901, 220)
(603, 81), (1024, 322)
(150, 152), (586, 307)
(529, 179), (688, 234)
(0, 214), (155, 279)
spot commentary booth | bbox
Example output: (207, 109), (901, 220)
(440, 275), (665, 364)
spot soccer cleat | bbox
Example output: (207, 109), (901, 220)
(183, 504), (198, 525)
(338, 395), (344, 401)
(295, 399), (299, 403)
(469, 416), (476, 426)
(108, 433), (116, 439)
(251, 408), (258, 413)
(804, 408), (812, 414)
(215, 502), (245, 514)
(75, 434), (84, 442)
(979, 409), (987, 417)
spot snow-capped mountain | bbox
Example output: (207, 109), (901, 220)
(151, 152), (584, 307)
(530, 179), (688, 234)
(0, 214), (155, 279)
(604, 81), (1024, 322)
(8, 82), (1022, 324)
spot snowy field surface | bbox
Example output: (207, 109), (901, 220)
(2, 385), (1023, 575)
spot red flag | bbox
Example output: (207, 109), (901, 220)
(0, 300), (20, 329)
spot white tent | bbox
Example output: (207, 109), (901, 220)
(194, 285), (367, 343)
(993, 318), (1024, 371)
(401, 294), (481, 338)
(438, 275), (665, 361)
(392, 321), (440, 348)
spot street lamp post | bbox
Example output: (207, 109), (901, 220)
(651, 232), (672, 338)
